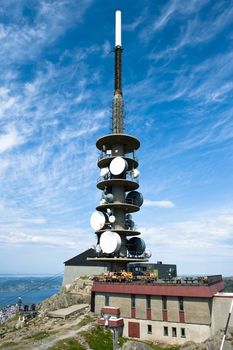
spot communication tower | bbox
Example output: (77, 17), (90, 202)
(88, 11), (151, 271)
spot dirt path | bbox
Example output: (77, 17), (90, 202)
(0, 310), (96, 350)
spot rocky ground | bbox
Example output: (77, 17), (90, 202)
(0, 276), (232, 350)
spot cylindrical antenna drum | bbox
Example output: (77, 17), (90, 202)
(127, 237), (146, 255)
(126, 191), (143, 206)
(115, 10), (122, 47)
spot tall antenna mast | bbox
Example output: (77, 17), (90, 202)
(113, 10), (123, 134)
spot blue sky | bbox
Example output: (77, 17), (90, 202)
(0, 0), (233, 276)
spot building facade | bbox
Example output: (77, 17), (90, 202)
(91, 275), (230, 345)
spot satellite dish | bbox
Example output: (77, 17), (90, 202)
(100, 199), (106, 204)
(105, 193), (114, 203)
(130, 169), (140, 178)
(107, 208), (112, 215)
(125, 213), (132, 220)
(90, 211), (107, 230)
(109, 215), (116, 223)
(100, 167), (109, 177)
(126, 191), (144, 207)
(127, 237), (146, 255)
(144, 250), (152, 258)
(99, 231), (121, 254)
(109, 157), (128, 175)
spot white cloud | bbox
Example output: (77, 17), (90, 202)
(144, 199), (175, 208)
(140, 210), (233, 257)
(0, 127), (24, 153)
(102, 40), (111, 57)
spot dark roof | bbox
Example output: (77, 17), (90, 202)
(64, 248), (105, 267)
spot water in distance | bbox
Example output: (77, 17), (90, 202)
(0, 274), (62, 308)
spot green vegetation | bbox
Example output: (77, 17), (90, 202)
(0, 341), (17, 349)
(47, 338), (85, 350)
(0, 313), (19, 330)
(223, 277), (233, 292)
(82, 326), (113, 350)
(78, 314), (96, 327)
(26, 330), (52, 340)
(81, 326), (180, 350)
(79, 275), (89, 280)
(81, 327), (128, 349)
(145, 341), (180, 350)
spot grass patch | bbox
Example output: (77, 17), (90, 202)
(78, 314), (96, 327)
(26, 330), (52, 341)
(145, 341), (180, 350)
(79, 275), (89, 280)
(0, 341), (18, 348)
(0, 314), (19, 329)
(82, 325), (180, 350)
(81, 326), (127, 350)
(47, 337), (86, 350)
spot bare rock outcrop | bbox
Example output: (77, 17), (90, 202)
(38, 276), (93, 315)
(181, 329), (233, 350)
(122, 341), (153, 350)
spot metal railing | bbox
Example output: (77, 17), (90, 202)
(97, 172), (139, 184)
(98, 152), (138, 163)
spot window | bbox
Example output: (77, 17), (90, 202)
(105, 295), (109, 306)
(179, 297), (184, 311)
(162, 296), (167, 310)
(163, 326), (168, 336)
(172, 327), (177, 337)
(131, 294), (136, 308)
(146, 295), (151, 309)
(181, 328), (186, 338)
(147, 324), (152, 334)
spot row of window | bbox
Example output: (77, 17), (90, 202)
(131, 295), (184, 311)
(147, 325), (186, 338)
(105, 295), (185, 312)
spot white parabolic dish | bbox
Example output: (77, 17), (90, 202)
(100, 167), (109, 177)
(100, 231), (121, 254)
(90, 211), (107, 230)
(109, 157), (127, 175)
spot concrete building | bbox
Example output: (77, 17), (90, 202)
(62, 249), (110, 286)
(91, 275), (233, 345)
(63, 248), (176, 286)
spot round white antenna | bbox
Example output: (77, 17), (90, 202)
(131, 169), (140, 178)
(100, 167), (109, 177)
(144, 250), (152, 258)
(109, 215), (116, 223)
(105, 193), (114, 203)
(109, 157), (128, 175)
(100, 231), (121, 254)
(90, 211), (107, 230)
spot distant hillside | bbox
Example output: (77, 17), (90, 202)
(223, 277), (233, 292)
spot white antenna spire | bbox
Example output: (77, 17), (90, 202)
(115, 10), (122, 47)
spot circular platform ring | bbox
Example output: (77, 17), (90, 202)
(99, 231), (121, 254)
(96, 134), (140, 153)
